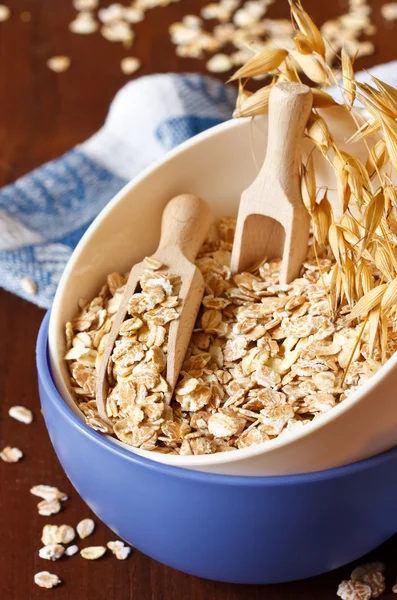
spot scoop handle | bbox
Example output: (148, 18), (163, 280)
(261, 82), (312, 197)
(158, 194), (213, 263)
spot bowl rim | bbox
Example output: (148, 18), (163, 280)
(38, 311), (397, 486)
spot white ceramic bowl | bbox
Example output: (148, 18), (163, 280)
(49, 108), (397, 476)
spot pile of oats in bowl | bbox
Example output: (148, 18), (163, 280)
(64, 218), (393, 456)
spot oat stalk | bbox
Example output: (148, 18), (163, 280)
(231, 0), (397, 369)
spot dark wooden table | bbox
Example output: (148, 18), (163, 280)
(1, 1), (397, 598)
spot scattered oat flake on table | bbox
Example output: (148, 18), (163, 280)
(107, 540), (132, 560)
(39, 544), (65, 561)
(73, 0), (98, 10)
(337, 579), (372, 600)
(20, 277), (37, 295)
(0, 446), (23, 463)
(57, 524), (76, 544)
(80, 546), (106, 560)
(0, 4), (10, 22)
(123, 7), (144, 24)
(351, 562), (385, 579)
(30, 485), (68, 501)
(351, 562), (386, 598)
(98, 4), (123, 23)
(382, 2), (397, 20)
(42, 525), (59, 546)
(65, 544), (79, 556)
(206, 53), (233, 73)
(20, 11), (31, 22)
(121, 56), (141, 75)
(8, 405), (33, 424)
(47, 56), (71, 73)
(76, 518), (95, 539)
(34, 571), (62, 589)
(69, 11), (98, 34)
(101, 20), (134, 43)
(362, 572), (385, 598)
(38, 499), (62, 516)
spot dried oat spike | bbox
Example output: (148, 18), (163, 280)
(96, 194), (213, 422)
(231, 82), (312, 284)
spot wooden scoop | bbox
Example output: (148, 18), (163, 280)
(96, 194), (213, 423)
(230, 81), (313, 283)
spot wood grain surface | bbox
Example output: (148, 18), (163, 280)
(1, 1), (397, 598)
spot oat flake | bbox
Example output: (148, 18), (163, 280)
(80, 546), (106, 560)
(69, 11), (98, 34)
(206, 53), (233, 73)
(73, 0), (98, 10)
(42, 525), (60, 546)
(20, 277), (37, 295)
(107, 540), (132, 560)
(39, 544), (65, 561)
(0, 4), (10, 22)
(66, 544), (79, 556)
(121, 57), (141, 75)
(0, 446), (23, 463)
(30, 485), (68, 502)
(76, 518), (95, 539)
(34, 571), (61, 589)
(47, 56), (71, 73)
(8, 405), (33, 424)
(38, 499), (62, 516)
(381, 2), (397, 21)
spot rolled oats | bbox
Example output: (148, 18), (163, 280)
(80, 546), (107, 560)
(20, 11), (31, 22)
(38, 499), (62, 516)
(20, 276), (37, 295)
(382, 3), (397, 21)
(0, 4), (10, 22)
(57, 525), (76, 544)
(30, 485), (68, 502)
(206, 53), (233, 73)
(337, 580), (372, 600)
(42, 525), (60, 546)
(77, 518), (95, 539)
(41, 523), (75, 545)
(351, 562), (386, 598)
(34, 571), (62, 589)
(66, 219), (392, 456)
(0, 446), (23, 463)
(47, 56), (71, 73)
(8, 405), (33, 424)
(101, 20), (134, 43)
(69, 11), (98, 34)
(121, 56), (141, 75)
(39, 544), (65, 561)
(73, 0), (98, 9)
(107, 540), (132, 559)
(65, 544), (79, 556)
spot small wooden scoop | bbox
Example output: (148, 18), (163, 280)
(96, 194), (213, 423)
(230, 81), (313, 283)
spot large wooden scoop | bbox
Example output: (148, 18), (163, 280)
(230, 81), (313, 283)
(96, 194), (213, 423)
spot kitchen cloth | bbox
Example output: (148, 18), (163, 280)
(0, 64), (396, 308)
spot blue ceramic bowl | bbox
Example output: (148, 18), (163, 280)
(37, 312), (397, 584)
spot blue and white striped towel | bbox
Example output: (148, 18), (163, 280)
(0, 73), (237, 308)
(2, 63), (397, 308)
